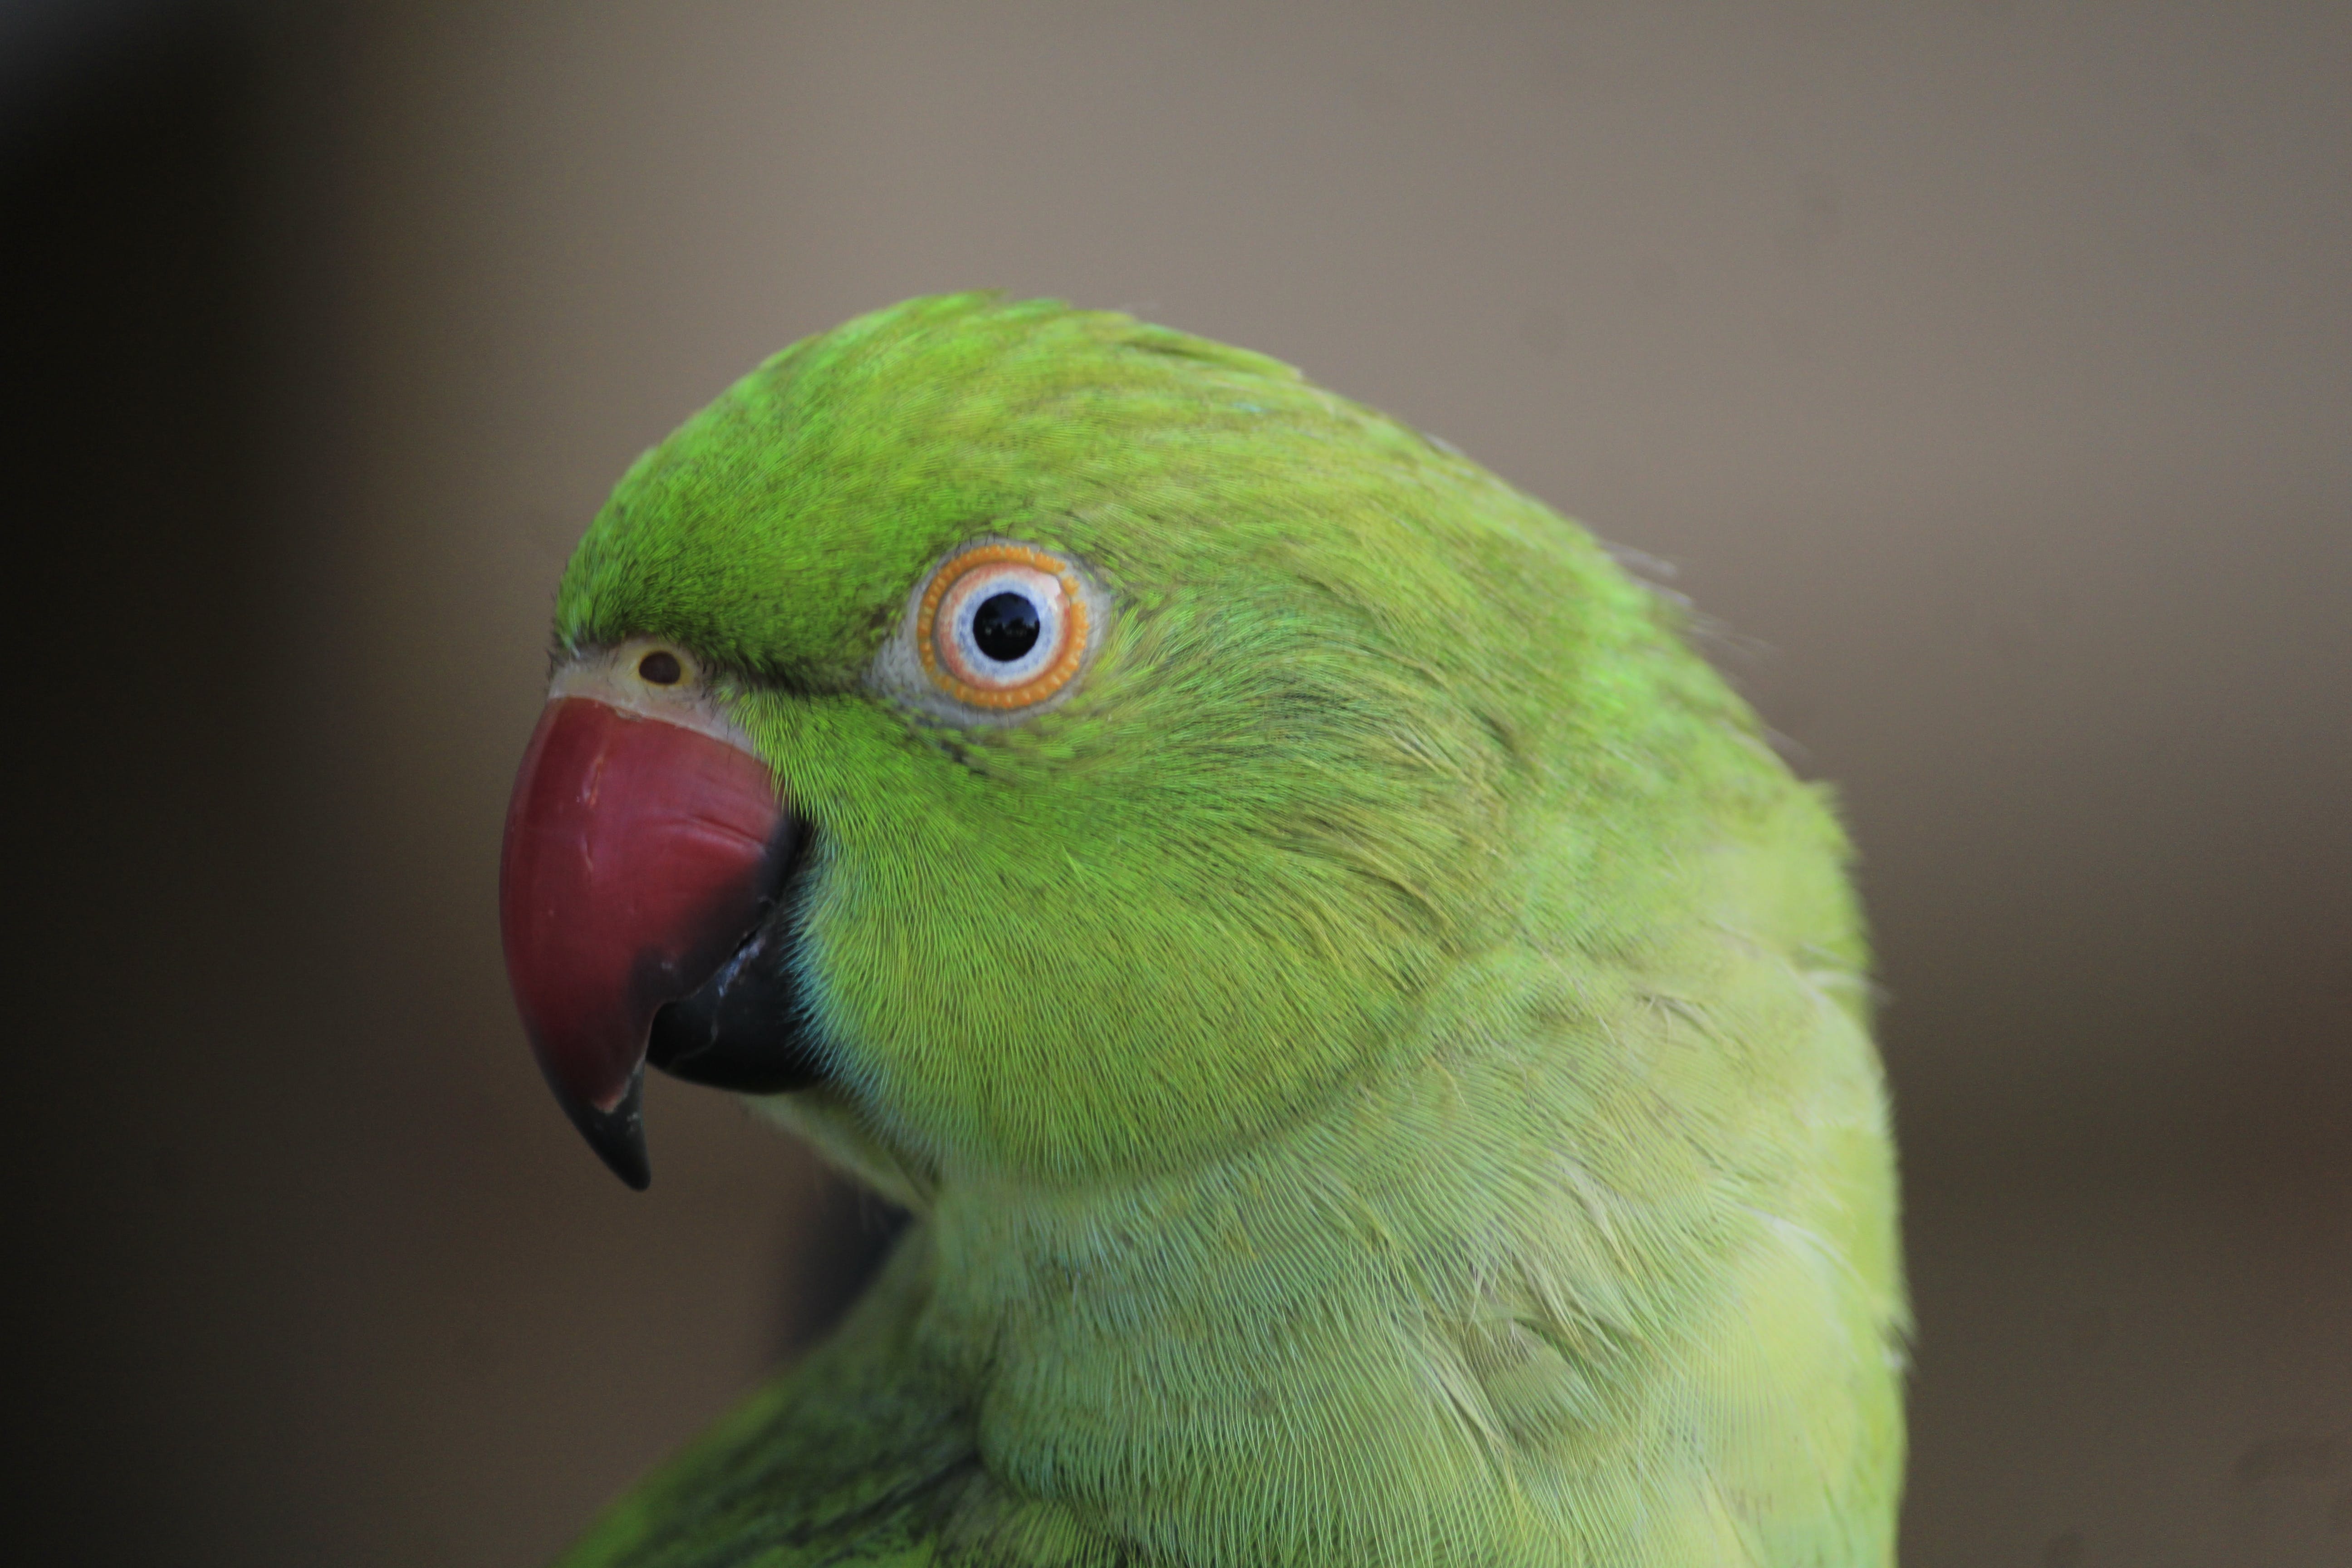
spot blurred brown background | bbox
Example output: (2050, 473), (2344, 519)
(10, 2), (2347, 1564)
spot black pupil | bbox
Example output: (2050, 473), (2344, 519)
(970, 592), (1041, 663)
(637, 651), (683, 685)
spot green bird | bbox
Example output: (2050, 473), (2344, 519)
(498, 294), (1907, 1568)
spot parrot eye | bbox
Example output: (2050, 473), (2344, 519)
(917, 544), (1088, 709)
(637, 650), (684, 685)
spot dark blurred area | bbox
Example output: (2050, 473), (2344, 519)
(8, 3), (2345, 1565)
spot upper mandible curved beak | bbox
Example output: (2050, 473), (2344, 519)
(498, 686), (795, 1188)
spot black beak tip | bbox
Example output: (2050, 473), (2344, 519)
(556, 1068), (652, 1191)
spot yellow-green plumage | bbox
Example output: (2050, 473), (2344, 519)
(549, 294), (1905, 1566)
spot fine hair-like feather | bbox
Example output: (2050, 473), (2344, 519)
(548, 295), (1906, 1567)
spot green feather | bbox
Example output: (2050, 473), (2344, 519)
(549, 294), (1905, 1566)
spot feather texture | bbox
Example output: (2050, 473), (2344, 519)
(547, 295), (1905, 1566)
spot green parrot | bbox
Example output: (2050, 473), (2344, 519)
(498, 294), (1907, 1568)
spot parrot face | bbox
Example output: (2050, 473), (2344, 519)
(498, 296), (1906, 1568)
(505, 296), (1570, 1187)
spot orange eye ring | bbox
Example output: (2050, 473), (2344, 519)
(917, 544), (1090, 710)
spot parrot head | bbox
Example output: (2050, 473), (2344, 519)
(500, 293), (1682, 1193)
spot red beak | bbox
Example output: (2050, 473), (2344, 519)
(499, 695), (792, 1188)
